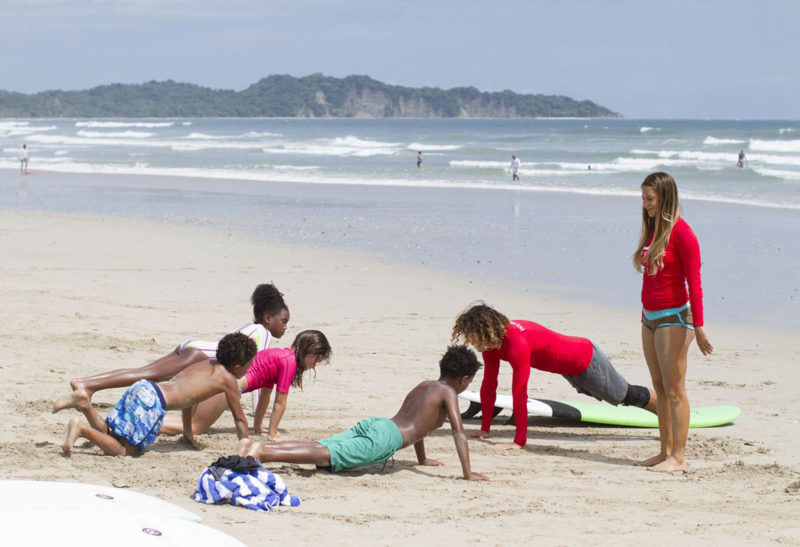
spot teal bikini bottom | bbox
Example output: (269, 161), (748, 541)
(642, 303), (694, 331)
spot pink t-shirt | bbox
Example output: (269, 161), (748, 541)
(244, 348), (297, 394)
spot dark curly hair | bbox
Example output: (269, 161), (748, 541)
(251, 283), (288, 323)
(216, 332), (258, 370)
(439, 344), (481, 379)
(291, 330), (332, 390)
(451, 303), (509, 350)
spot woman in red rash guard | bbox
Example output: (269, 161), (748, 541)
(452, 304), (656, 451)
(634, 172), (713, 473)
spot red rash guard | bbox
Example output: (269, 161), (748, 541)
(641, 217), (704, 327)
(480, 320), (593, 446)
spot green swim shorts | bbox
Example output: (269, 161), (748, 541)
(318, 417), (404, 472)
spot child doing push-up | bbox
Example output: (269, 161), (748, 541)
(239, 345), (488, 481)
(62, 333), (257, 457)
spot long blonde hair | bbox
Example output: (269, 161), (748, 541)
(633, 172), (681, 275)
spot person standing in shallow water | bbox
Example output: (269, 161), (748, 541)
(634, 172), (713, 473)
(417, 151), (423, 168)
(510, 155), (520, 181)
(19, 144), (28, 174)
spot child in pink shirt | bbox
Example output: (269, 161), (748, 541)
(159, 330), (331, 440)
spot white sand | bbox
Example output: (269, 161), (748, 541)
(1, 210), (798, 545)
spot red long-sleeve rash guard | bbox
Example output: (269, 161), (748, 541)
(641, 217), (704, 327)
(480, 320), (593, 446)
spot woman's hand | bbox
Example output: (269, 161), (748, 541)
(695, 326), (713, 355)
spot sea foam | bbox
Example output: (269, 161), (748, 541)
(749, 139), (800, 153)
(74, 121), (175, 128)
(704, 136), (746, 145)
(76, 130), (155, 138)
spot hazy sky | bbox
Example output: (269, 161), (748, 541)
(2, 0), (798, 119)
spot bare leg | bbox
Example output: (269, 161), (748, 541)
(242, 439), (331, 467)
(76, 389), (111, 432)
(644, 388), (658, 413)
(159, 393), (229, 435)
(68, 348), (205, 399)
(62, 417), (135, 457)
(638, 325), (670, 467)
(53, 388), (108, 435)
(649, 325), (693, 473)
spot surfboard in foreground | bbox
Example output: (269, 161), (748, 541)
(459, 390), (741, 428)
(0, 508), (244, 547)
(0, 480), (202, 523)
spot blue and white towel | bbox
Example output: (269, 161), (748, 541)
(194, 460), (300, 512)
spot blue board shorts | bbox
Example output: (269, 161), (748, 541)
(105, 379), (166, 452)
(318, 417), (404, 472)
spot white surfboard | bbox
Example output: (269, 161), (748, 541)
(459, 390), (554, 416)
(0, 508), (245, 547)
(0, 480), (201, 523)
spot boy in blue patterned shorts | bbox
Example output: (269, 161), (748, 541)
(239, 345), (489, 481)
(61, 333), (257, 457)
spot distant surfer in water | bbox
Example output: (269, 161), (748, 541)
(510, 155), (520, 181)
(19, 144), (28, 174)
(737, 150), (747, 168)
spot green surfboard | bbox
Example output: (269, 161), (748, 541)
(559, 401), (741, 428)
(459, 390), (741, 428)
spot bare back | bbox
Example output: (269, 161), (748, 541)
(159, 360), (237, 410)
(391, 380), (461, 448)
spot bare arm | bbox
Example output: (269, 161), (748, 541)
(253, 387), (273, 434)
(444, 389), (488, 481)
(267, 391), (288, 439)
(222, 378), (249, 440)
(414, 439), (443, 466)
(182, 405), (197, 446)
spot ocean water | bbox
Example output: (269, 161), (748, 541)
(2, 118), (800, 209)
(2, 118), (799, 330)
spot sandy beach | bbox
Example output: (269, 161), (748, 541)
(1, 209), (798, 545)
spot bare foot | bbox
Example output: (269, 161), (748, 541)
(647, 457), (687, 473)
(636, 453), (667, 467)
(62, 417), (83, 457)
(69, 379), (90, 395)
(238, 438), (255, 457)
(495, 442), (523, 451)
(53, 388), (91, 414)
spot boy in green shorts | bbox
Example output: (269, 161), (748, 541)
(239, 345), (488, 481)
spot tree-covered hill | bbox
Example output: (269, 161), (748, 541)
(0, 74), (620, 118)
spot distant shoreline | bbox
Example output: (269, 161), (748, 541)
(0, 74), (619, 118)
(1, 116), (622, 121)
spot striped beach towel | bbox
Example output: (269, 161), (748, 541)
(193, 458), (300, 512)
